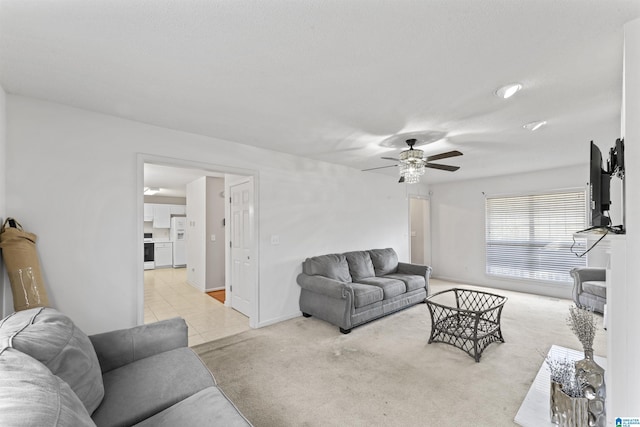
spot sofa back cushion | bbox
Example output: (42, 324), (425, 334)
(345, 251), (376, 281)
(302, 254), (352, 283)
(0, 307), (104, 414)
(0, 347), (96, 427)
(368, 248), (399, 276)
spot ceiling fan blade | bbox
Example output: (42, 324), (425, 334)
(398, 176), (405, 183)
(425, 163), (460, 172)
(362, 164), (398, 171)
(381, 156), (400, 161)
(425, 150), (463, 162)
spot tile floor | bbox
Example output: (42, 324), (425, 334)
(144, 268), (250, 346)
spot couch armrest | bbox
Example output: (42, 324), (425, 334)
(570, 267), (607, 303)
(89, 317), (188, 374)
(397, 262), (432, 279)
(570, 267), (606, 284)
(296, 273), (351, 300)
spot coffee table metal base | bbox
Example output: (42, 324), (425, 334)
(426, 288), (507, 362)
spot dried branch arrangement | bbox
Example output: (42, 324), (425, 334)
(567, 305), (596, 351)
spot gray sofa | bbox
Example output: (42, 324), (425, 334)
(0, 307), (251, 427)
(570, 267), (606, 314)
(297, 248), (432, 333)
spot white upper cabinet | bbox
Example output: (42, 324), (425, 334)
(153, 204), (171, 228)
(143, 204), (154, 222)
(170, 205), (186, 215)
(144, 203), (187, 228)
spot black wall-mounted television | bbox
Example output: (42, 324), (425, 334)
(589, 141), (611, 228)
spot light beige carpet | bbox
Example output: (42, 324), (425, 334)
(194, 280), (607, 427)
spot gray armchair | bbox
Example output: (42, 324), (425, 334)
(570, 267), (606, 314)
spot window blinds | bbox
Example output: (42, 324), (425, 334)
(485, 190), (587, 283)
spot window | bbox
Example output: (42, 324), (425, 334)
(485, 190), (587, 283)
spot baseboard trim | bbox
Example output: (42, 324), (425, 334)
(256, 312), (302, 329)
(432, 274), (572, 300)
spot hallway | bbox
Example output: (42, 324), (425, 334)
(144, 268), (250, 346)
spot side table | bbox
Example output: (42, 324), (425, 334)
(514, 345), (607, 426)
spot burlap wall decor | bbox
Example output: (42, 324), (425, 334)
(0, 218), (50, 311)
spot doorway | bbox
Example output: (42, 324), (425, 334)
(137, 154), (259, 330)
(409, 196), (431, 266)
(229, 179), (254, 317)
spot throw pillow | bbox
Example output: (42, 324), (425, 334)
(369, 248), (399, 276)
(0, 347), (96, 427)
(344, 251), (376, 281)
(303, 253), (352, 283)
(0, 307), (104, 414)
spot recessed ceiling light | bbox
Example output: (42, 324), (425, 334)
(523, 120), (547, 131)
(495, 83), (523, 99)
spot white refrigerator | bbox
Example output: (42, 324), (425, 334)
(170, 217), (187, 268)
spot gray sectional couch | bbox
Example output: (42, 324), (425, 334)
(0, 307), (251, 427)
(297, 248), (432, 333)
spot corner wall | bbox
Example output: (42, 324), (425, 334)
(5, 95), (410, 334)
(429, 164), (587, 299)
(0, 85), (6, 316)
(610, 16), (640, 418)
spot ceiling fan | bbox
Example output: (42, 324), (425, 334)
(363, 138), (463, 183)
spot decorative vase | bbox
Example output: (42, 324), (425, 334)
(550, 380), (563, 424)
(556, 390), (589, 427)
(574, 349), (606, 427)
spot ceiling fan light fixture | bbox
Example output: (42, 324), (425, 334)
(523, 120), (547, 131)
(398, 140), (425, 184)
(495, 83), (523, 99)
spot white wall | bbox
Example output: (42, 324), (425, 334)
(186, 177), (207, 290)
(0, 85), (7, 316)
(429, 164), (588, 299)
(5, 95), (409, 334)
(205, 177), (225, 291)
(609, 16), (640, 417)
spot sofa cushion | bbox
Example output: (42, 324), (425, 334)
(0, 347), (96, 427)
(0, 307), (104, 414)
(349, 283), (384, 308)
(303, 253), (352, 283)
(582, 281), (606, 299)
(92, 347), (215, 427)
(383, 274), (425, 292)
(369, 248), (398, 276)
(132, 387), (251, 427)
(345, 251), (376, 281)
(355, 277), (406, 299)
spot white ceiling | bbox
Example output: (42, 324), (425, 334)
(2, 0), (639, 193)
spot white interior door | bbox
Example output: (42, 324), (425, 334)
(409, 197), (431, 266)
(230, 180), (253, 317)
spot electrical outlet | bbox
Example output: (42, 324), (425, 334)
(270, 235), (280, 245)
(211, 234), (216, 241)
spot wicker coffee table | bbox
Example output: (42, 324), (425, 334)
(426, 288), (507, 362)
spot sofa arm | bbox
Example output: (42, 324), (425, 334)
(397, 262), (432, 279)
(296, 273), (351, 300)
(89, 317), (188, 374)
(570, 267), (606, 304)
(570, 267), (606, 284)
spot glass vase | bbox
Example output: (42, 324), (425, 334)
(575, 349), (606, 427)
(556, 390), (589, 427)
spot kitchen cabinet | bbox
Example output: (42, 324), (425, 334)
(143, 204), (154, 222)
(152, 205), (171, 228)
(170, 205), (186, 215)
(154, 242), (173, 268)
(144, 203), (186, 227)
